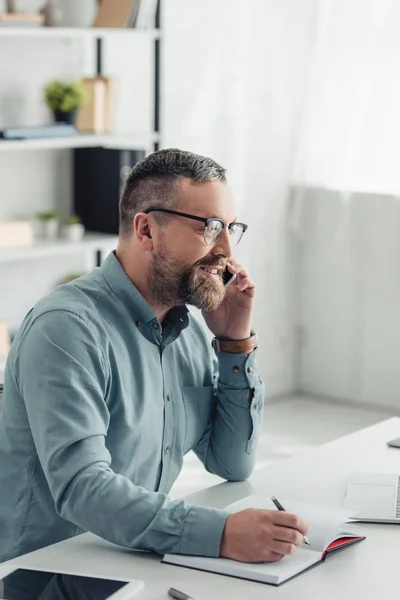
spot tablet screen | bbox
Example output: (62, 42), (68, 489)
(0, 568), (130, 600)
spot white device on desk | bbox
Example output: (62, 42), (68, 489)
(0, 566), (144, 600)
(343, 472), (400, 523)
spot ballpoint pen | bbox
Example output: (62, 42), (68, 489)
(168, 587), (194, 600)
(271, 496), (310, 545)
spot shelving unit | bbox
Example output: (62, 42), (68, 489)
(0, 9), (162, 384)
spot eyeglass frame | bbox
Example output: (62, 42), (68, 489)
(143, 207), (248, 245)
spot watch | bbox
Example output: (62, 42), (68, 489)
(212, 330), (258, 354)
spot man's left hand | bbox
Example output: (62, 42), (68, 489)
(202, 261), (255, 340)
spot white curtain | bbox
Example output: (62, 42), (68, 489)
(290, 0), (400, 287)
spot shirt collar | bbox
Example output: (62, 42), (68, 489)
(100, 252), (189, 345)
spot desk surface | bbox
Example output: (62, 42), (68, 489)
(5, 417), (400, 600)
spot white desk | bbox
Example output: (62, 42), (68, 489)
(4, 417), (400, 599)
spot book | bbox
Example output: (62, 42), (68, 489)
(0, 322), (10, 358)
(93, 0), (137, 28)
(77, 77), (117, 134)
(0, 124), (77, 140)
(134, 0), (159, 28)
(163, 496), (365, 586)
(0, 12), (44, 27)
(0, 220), (33, 248)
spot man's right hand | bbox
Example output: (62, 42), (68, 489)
(219, 509), (309, 563)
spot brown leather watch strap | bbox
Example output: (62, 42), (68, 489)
(212, 330), (258, 354)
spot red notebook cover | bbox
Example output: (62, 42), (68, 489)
(322, 535), (365, 559)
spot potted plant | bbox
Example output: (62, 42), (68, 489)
(62, 215), (85, 242)
(44, 80), (87, 126)
(34, 211), (59, 240)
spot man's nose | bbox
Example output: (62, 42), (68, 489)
(213, 227), (233, 259)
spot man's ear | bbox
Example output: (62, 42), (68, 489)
(134, 213), (154, 251)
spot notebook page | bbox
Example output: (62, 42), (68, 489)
(226, 496), (355, 553)
(164, 547), (321, 586)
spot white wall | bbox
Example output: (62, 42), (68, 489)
(298, 200), (400, 411)
(1, 0), (319, 399)
(162, 0), (318, 397)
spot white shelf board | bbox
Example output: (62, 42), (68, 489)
(0, 233), (118, 264)
(0, 132), (159, 152)
(0, 27), (160, 40)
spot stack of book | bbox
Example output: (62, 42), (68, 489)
(0, 12), (44, 27)
(93, 0), (159, 29)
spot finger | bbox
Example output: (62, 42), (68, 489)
(235, 275), (255, 293)
(270, 540), (297, 556)
(261, 552), (285, 563)
(227, 261), (244, 276)
(272, 525), (304, 547)
(272, 512), (308, 535)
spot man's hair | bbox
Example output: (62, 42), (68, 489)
(119, 148), (226, 237)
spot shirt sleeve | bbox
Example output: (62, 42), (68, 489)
(193, 348), (265, 481)
(16, 310), (229, 557)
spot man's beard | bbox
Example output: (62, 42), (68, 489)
(148, 247), (226, 311)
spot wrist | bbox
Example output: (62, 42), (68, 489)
(212, 330), (258, 354)
(218, 331), (251, 342)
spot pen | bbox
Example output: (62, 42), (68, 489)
(271, 496), (310, 545)
(168, 587), (194, 600)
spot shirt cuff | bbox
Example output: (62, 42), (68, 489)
(178, 505), (229, 557)
(216, 349), (259, 389)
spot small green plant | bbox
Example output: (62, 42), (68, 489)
(36, 211), (59, 221)
(67, 215), (81, 226)
(44, 80), (87, 113)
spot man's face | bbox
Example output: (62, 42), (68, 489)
(148, 179), (236, 311)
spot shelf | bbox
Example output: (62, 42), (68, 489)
(0, 27), (161, 40)
(0, 132), (159, 152)
(0, 233), (118, 264)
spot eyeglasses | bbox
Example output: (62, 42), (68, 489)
(143, 208), (248, 246)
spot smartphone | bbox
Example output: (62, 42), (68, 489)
(223, 266), (237, 288)
(387, 436), (400, 449)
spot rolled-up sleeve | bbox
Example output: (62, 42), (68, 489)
(16, 310), (228, 557)
(194, 349), (265, 481)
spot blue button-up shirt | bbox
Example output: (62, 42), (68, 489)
(0, 252), (264, 562)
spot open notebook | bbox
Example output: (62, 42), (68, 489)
(163, 496), (365, 586)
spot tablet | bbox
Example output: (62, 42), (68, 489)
(0, 566), (144, 600)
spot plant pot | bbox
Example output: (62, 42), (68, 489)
(63, 223), (85, 242)
(35, 218), (59, 240)
(48, 0), (98, 27)
(53, 108), (77, 126)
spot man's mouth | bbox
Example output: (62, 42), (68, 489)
(198, 265), (224, 281)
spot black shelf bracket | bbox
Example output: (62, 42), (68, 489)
(96, 37), (103, 76)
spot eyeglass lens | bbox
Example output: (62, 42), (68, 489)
(204, 221), (245, 246)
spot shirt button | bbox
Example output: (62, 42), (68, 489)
(247, 367), (253, 374)
(136, 320), (142, 328)
(153, 323), (159, 329)
(167, 395), (170, 402)
(251, 405), (256, 412)
(233, 366), (240, 373)
(165, 447), (169, 455)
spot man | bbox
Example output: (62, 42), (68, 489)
(0, 149), (307, 563)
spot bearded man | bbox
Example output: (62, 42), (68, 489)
(0, 149), (307, 563)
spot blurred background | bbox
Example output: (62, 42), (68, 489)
(1, 0), (399, 495)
